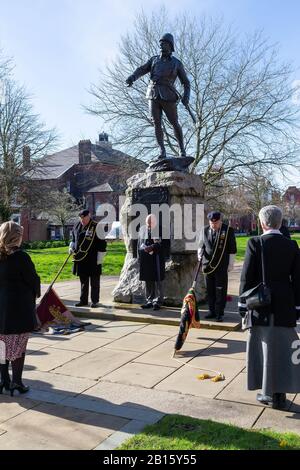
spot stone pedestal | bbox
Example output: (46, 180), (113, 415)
(113, 170), (206, 306)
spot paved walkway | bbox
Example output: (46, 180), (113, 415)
(1, 268), (300, 449)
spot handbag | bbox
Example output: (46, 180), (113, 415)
(240, 237), (271, 310)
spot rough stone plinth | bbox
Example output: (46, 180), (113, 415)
(113, 170), (206, 306)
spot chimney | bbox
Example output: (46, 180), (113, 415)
(23, 146), (31, 170)
(78, 140), (92, 164)
(96, 132), (112, 149)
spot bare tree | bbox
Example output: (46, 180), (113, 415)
(87, 10), (300, 191)
(44, 190), (81, 240)
(0, 74), (58, 221)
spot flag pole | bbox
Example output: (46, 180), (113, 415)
(45, 253), (72, 296)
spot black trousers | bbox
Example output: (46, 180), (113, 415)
(149, 99), (185, 156)
(205, 269), (228, 317)
(79, 273), (100, 304)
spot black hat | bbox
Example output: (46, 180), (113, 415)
(79, 209), (90, 217)
(159, 33), (175, 52)
(207, 211), (221, 222)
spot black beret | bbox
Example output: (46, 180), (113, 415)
(207, 211), (221, 221)
(79, 209), (90, 217)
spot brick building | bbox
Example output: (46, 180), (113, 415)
(20, 133), (146, 241)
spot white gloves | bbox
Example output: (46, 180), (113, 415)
(97, 252), (106, 265)
(69, 242), (75, 254)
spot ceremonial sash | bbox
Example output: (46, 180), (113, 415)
(203, 224), (230, 275)
(73, 220), (97, 263)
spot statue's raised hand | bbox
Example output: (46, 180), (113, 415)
(126, 75), (134, 87)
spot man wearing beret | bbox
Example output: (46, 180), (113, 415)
(198, 211), (237, 322)
(69, 209), (107, 308)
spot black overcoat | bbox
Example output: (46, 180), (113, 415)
(0, 250), (40, 334)
(240, 234), (300, 327)
(72, 220), (107, 276)
(138, 225), (165, 282)
(199, 223), (237, 274)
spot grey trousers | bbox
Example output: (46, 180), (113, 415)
(145, 280), (164, 305)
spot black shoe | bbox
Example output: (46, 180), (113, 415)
(10, 383), (30, 397)
(75, 302), (88, 307)
(153, 303), (160, 311)
(256, 393), (273, 405)
(90, 303), (99, 308)
(272, 393), (287, 409)
(141, 303), (153, 309)
(216, 315), (224, 323)
(205, 312), (216, 319)
(0, 379), (11, 394)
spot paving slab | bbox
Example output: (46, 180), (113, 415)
(47, 335), (115, 353)
(60, 395), (163, 423)
(22, 370), (96, 395)
(133, 340), (210, 368)
(53, 348), (140, 380)
(102, 332), (169, 353)
(24, 347), (84, 372)
(253, 408), (300, 434)
(104, 362), (177, 388)
(198, 339), (247, 361)
(0, 403), (128, 450)
(26, 343), (50, 354)
(83, 320), (146, 339)
(216, 372), (295, 409)
(170, 327), (227, 344)
(83, 381), (262, 429)
(138, 324), (180, 337)
(0, 396), (40, 424)
(28, 333), (82, 347)
(155, 356), (244, 398)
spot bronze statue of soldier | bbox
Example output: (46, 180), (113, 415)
(126, 33), (193, 170)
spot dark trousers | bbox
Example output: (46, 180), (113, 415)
(145, 280), (164, 305)
(205, 269), (228, 317)
(149, 99), (185, 157)
(79, 273), (100, 304)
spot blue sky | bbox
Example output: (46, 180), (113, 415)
(0, 0), (300, 184)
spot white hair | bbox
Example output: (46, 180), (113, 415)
(259, 205), (283, 230)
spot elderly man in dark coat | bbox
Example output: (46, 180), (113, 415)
(138, 214), (165, 310)
(70, 209), (107, 308)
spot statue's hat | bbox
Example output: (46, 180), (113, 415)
(159, 33), (174, 52)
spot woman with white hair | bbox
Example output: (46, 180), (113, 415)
(239, 205), (300, 409)
(0, 221), (40, 396)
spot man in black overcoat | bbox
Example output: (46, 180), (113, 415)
(70, 209), (107, 308)
(198, 211), (237, 322)
(137, 214), (165, 310)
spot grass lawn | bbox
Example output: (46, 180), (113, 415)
(27, 235), (300, 283)
(118, 414), (300, 450)
(236, 233), (300, 262)
(27, 241), (126, 283)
